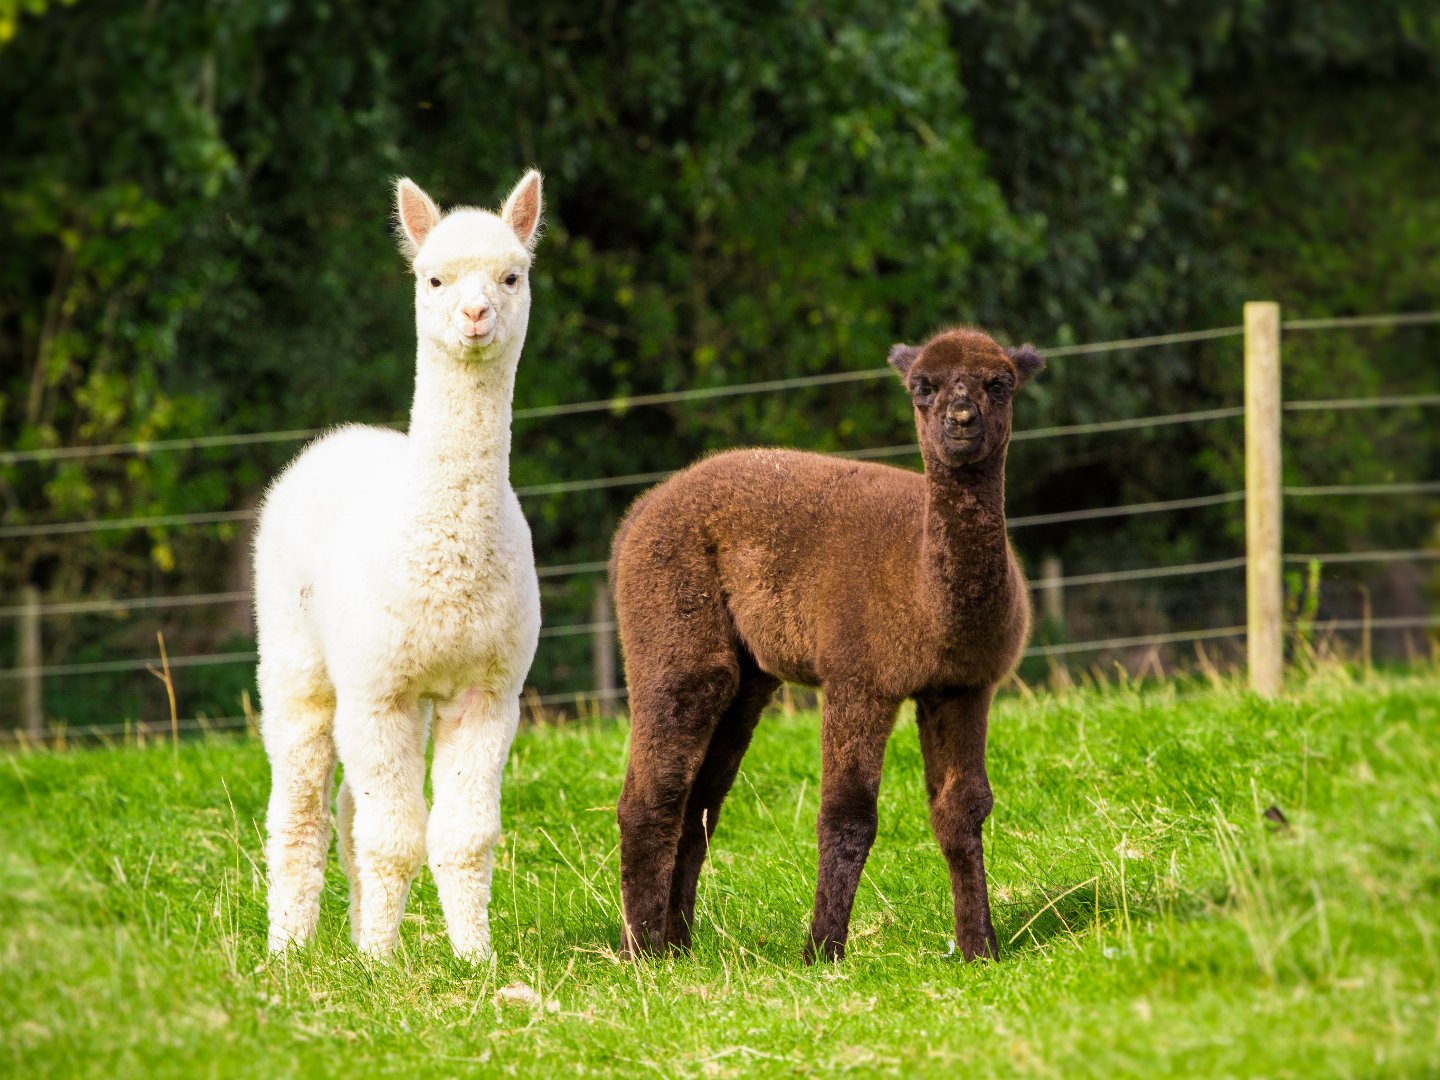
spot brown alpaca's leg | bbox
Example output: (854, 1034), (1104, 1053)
(665, 667), (780, 949)
(915, 687), (998, 961)
(617, 663), (739, 958)
(805, 688), (900, 963)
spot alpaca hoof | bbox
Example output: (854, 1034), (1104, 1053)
(803, 935), (844, 965)
(951, 923), (998, 962)
(662, 919), (694, 954)
(267, 921), (311, 954)
(954, 939), (997, 963)
(620, 927), (666, 960)
(450, 939), (494, 965)
(355, 936), (397, 961)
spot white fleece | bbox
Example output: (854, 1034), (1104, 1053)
(253, 172), (544, 960)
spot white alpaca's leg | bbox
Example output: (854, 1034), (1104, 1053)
(335, 778), (363, 944)
(261, 683), (337, 953)
(428, 688), (519, 961)
(334, 698), (427, 958)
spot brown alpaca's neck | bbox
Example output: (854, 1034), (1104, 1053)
(919, 451), (1013, 614)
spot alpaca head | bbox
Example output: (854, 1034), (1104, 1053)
(393, 171), (544, 360)
(887, 328), (1044, 470)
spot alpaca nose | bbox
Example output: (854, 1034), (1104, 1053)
(946, 402), (977, 426)
(462, 300), (491, 324)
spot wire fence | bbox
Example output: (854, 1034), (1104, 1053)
(3, 309), (1437, 738)
(12, 610), (1439, 746)
(3, 312), (1434, 469)
(4, 392), (1438, 541)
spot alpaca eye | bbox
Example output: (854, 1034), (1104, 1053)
(504, 273), (519, 287)
(987, 377), (1012, 399)
(912, 380), (935, 402)
(428, 276), (442, 288)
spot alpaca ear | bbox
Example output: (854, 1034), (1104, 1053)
(395, 178), (441, 262)
(887, 343), (920, 378)
(1006, 344), (1045, 386)
(502, 169), (544, 250)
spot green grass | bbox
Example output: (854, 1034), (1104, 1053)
(3, 672), (1439, 1078)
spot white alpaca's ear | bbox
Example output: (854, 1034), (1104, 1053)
(395, 178), (441, 261)
(501, 169), (544, 251)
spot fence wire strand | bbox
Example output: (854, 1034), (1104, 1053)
(1031, 556), (1247, 589)
(1284, 480), (1440, 498)
(0, 591), (250, 619)
(1286, 392), (1440, 412)
(1010, 491), (1245, 529)
(1284, 548), (1440, 565)
(1281, 312), (1440, 332)
(0, 650), (257, 681)
(1025, 625), (1248, 657)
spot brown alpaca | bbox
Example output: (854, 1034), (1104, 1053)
(609, 327), (1044, 963)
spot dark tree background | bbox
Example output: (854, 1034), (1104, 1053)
(2, 0), (1437, 725)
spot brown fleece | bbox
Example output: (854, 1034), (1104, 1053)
(610, 327), (1044, 962)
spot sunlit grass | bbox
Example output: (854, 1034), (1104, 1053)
(3, 672), (1438, 1077)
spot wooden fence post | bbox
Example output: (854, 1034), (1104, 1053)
(1245, 301), (1283, 696)
(19, 584), (43, 737)
(1039, 555), (1064, 630)
(591, 582), (617, 705)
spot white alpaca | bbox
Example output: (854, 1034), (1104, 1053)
(253, 171), (544, 960)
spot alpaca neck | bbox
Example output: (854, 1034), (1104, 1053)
(408, 340), (518, 514)
(919, 450), (1013, 611)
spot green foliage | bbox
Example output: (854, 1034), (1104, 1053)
(1, 1), (1437, 715)
(3, 675), (1439, 1075)
(0, 0), (69, 45)
(1224, 83), (1440, 555)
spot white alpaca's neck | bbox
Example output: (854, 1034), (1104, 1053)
(408, 340), (519, 514)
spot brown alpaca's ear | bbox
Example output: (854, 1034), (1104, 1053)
(1006, 344), (1045, 386)
(887, 343), (920, 378)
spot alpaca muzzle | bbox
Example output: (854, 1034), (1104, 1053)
(940, 404), (986, 464)
(458, 310), (497, 345)
(943, 405), (979, 439)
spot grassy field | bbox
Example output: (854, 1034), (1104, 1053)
(3, 671), (1438, 1078)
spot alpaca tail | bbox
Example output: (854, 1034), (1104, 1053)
(608, 488), (656, 587)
